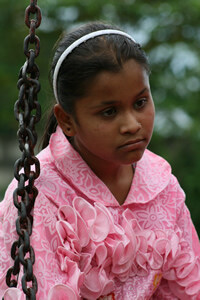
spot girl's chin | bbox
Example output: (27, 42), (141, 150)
(119, 150), (145, 165)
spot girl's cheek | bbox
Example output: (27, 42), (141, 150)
(94, 123), (109, 132)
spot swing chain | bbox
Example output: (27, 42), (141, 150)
(5, 1), (41, 300)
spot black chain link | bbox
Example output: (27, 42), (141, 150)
(5, 1), (42, 299)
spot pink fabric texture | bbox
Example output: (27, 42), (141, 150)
(0, 126), (200, 299)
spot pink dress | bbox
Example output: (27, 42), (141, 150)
(0, 126), (200, 300)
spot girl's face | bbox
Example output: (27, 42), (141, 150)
(61, 59), (155, 169)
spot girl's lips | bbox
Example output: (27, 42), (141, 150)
(118, 139), (145, 150)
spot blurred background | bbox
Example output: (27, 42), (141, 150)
(0, 0), (200, 235)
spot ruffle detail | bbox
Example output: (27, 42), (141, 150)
(2, 242), (84, 300)
(3, 284), (81, 300)
(55, 197), (200, 299)
(3, 288), (24, 300)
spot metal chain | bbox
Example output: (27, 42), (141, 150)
(5, 1), (42, 299)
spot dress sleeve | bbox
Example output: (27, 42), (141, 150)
(0, 179), (19, 299)
(0, 182), (83, 300)
(176, 194), (200, 258)
(153, 176), (200, 300)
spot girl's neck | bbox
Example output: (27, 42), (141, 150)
(72, 138), (135, 204)
(81, 153), (134, 204)
(101, 164), (134, 205)
(93, 162), (133, 185)
(90, 162), (134, 205)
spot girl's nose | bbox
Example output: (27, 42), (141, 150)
(119, 112), (141, 135)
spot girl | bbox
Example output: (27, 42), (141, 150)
(1, 21), (200, 300)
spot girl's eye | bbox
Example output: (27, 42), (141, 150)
(134, 98), (147, 109)
(101, 107), (117, 117)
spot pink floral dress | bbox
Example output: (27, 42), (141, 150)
(0, 126), (200, 299)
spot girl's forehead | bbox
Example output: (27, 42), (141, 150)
(75, 60), (150, 109)
(87, 60), (149, 96)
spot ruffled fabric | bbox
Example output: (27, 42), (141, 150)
(55, 197), (200, 300)
(2, 246), (84, 300)
(3, 288), (24, 300)
(3, 284), (81, 300)
(2, 196), (200, 299)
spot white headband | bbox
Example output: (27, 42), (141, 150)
(53, 29), (136, 103)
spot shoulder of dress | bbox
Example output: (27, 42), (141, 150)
(143, 150), (184, 193)
(125, 150), (174, 205)
(137, 149), (172, 179)
(143, 149), (171, 168)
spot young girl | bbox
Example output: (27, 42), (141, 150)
(1, 21), (200, 300)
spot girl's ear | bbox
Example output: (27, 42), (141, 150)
(54, 104), (76, 137)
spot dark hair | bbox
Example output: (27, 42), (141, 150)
(42, 21), (150, 149)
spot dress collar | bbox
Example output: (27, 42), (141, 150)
(49, 126), (171, 207)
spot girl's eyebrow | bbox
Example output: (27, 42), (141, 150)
(89, 100), (119, 110)
(90, 87), (149, 109)
(136, 87), (149, 97)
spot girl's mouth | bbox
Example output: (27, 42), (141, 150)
(118, 139), (145, 151)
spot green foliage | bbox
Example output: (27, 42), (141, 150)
(0, 0), (200, 235)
